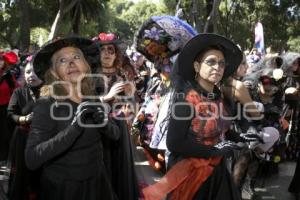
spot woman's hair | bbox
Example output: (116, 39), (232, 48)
(40, 61), (95, 99)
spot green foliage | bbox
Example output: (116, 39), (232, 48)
(0, 0), (299, 53)
(107, 0), (170, 43)
(218, 0), (300, 52)
(287, 37), (300, 52)
(30, 27), (49, 46)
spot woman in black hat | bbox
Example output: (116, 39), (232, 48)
(93, 33), (140, 200)
(25, 37), (120, 200)
(7, 57), (43, 200)
(93, 32), (130, 102)
(143, 33), (243, 200)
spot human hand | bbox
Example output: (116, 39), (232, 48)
(102, 82), (126, 102)
(25, 112), (33, 123)
(92, 106), (108, 126)
(240, 126), (264, 143)
(71, 101), (98, 128)
(19, 112), (33, 125)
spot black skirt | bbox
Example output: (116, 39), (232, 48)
(193, 159), (241, 200)
(289, 155), (300, 194)
(39, 166), (117, 200)
(8, 126), (40, 200)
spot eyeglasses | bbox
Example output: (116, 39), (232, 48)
(202, 59), (226, 69)
(100, 46), (116, 55)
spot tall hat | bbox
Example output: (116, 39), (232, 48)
(175, 33), (242, 82)
(134, 16), (197, 65)
(33, 36), (98, 80)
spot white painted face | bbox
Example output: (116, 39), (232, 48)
(24, 62), (42, 87)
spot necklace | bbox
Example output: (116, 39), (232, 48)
(102, 67), (117, 74)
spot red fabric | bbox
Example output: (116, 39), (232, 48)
(143, 157), (222, 200)
(0, 75), (20, 105)
(185, 89), (229, 145)
(3, 51), (19, 65)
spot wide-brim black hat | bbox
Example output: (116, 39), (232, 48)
(33, 37), (99, 80)
(176, 33), (242, 81)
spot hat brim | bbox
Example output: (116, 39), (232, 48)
(96, 40), (121, 46)
(176, 33), (242, 81)
(33, 37), (98, 80)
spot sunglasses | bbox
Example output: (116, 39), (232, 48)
(100, 46), (116, 55)
(202, 59), (226, 69)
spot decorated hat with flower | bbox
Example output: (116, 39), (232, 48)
(94, 32), (121, 46)
(2, 51), (19, 65)
(134, 16), (197, 65)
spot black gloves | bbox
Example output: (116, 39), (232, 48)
(214, 141), (243, 157)
(71, 101), (107, 128)
(92, 107), (107, 125)
(240, 126), (264, 143)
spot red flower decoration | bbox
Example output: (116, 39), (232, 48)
(98, 32), (117, 42)
(185, 90), (201, 106)
(3, 52), (18, 65)
(191, 118), (201, 133)
(261, 76), (272, 85)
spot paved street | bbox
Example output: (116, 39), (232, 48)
(0, 146), (298, 200)
(134, 145), (298, 200)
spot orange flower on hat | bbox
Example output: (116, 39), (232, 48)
(145, 41), (167, 56)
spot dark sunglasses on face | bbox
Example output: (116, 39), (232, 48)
(202, 59), (226, 69)
(100, 46), (116, 55)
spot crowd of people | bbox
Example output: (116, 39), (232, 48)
(0, 15), (300, 200)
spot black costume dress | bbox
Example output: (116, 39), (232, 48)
(95, 69), (140, 200)
(0, 71), (18, 162)
(165, 82), (241, 200)
(25, 97), (120, 200)
(7, 85), (41, 200)
(286, 76), (300, 196)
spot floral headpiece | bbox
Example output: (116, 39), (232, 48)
(96, 32), (120, 46)
(2, 51), (19, 65)
(134, 16), (197, 68)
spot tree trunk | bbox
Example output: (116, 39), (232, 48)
(48, 0), (80, 40)
(48, 0), (65, 40)
(19, 0), (30, 52)
(71, 4), (81, 34)
(204, 0), (221, 33)
(189, 0), (201, 32)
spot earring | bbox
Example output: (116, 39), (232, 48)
(194, 62), (200, 80)
(195, 72), (199, 80)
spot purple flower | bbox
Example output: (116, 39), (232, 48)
(144, 27), (164, 41)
